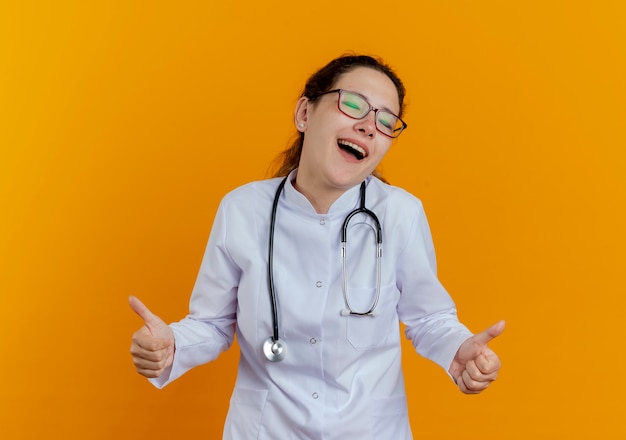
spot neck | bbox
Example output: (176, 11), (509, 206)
(292, 178), (342, 214)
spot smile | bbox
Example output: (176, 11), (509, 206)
(338, 139), (367, 160)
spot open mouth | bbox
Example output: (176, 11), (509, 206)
(338, 139), (367, 160)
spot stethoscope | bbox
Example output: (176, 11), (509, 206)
(263, 176), (383, 362)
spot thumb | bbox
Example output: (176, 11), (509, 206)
(472, 320), (506, 347)
(129, 296), (163, 333)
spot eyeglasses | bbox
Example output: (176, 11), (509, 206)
(313, 89), (407, 138)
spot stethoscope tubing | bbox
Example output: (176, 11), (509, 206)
(267, 177), (288, 345)
(265, 176), (382, 362)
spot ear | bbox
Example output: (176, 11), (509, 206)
(294, 96), (309, 132)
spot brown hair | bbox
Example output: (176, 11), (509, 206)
(269, 54), (406, 182)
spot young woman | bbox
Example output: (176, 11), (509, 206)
(130, 54), (504, 439)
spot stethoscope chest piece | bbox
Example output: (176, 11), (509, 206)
(263, 337), (287, 362)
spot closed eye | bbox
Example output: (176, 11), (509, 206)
(343, 100), (362, 110)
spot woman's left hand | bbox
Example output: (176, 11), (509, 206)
(448, 320), (505, 394)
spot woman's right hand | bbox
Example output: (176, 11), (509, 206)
(129, 296), (175, 378)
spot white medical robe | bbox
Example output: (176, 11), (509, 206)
(151, 171), (473, 439)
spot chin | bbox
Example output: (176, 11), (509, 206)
(329, 172), (369, 189)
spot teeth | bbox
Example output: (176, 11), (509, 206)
(338, 140), (367, 158)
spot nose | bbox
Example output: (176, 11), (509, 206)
(354, 111), (377, 138)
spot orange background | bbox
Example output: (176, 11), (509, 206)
(1, 1), (625, 438)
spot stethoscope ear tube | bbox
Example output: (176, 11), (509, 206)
(340, 182), (383, 317)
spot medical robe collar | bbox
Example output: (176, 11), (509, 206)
(283, 169), (371, 218)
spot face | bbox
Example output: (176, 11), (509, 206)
(294, 67), (401, 197)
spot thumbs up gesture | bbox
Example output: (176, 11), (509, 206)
(129, 296), (175, 378)
(448, 320), (505, 394)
